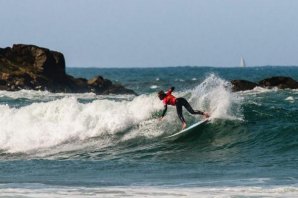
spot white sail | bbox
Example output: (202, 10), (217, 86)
(240, 57), (246, 67)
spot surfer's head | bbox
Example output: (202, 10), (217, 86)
(158, 90), (166, 100)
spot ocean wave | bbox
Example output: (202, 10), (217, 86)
(0, 95), (161, 153)
(0, 74), (244, 155)
(3, 74), (296, 159)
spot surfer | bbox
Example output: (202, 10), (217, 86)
(158, 87), (209, 129)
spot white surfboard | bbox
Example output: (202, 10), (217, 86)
(164, 119), (209, 139)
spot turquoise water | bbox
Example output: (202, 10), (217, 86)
(0, 66), (297, 197)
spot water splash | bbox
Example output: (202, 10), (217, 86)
(190, 74), (244, 120)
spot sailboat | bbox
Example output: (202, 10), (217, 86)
(240, 57), (246, 67)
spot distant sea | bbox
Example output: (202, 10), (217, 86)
(0, 66), (297, 197)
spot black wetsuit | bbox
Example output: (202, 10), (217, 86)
(175, 98), (204, 123)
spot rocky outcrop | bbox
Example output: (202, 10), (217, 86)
(231, 76), (298, 91)
(231, 80), (258, 92)
(0, 44), (136, 95)
(258, 76), (298, 89)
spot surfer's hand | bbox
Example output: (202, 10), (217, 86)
(159, 117), (164, 121)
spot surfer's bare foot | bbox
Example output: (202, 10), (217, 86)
(203, 112), (210, 119)
(182, 122), (187, 129)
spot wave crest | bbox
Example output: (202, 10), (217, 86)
(0, 95), (161, 153)
(190, 74), (244, 120)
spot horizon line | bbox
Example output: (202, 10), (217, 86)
(66, 65), (298, 69)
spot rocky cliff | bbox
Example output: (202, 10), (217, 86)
(0, 44), (136, 95)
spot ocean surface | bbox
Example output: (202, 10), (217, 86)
(0, 66), (298, 197)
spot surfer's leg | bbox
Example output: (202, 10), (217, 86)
(176, 99), (186, 123)
(180, 98), (204, 115)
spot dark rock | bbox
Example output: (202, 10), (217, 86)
(103, 84), (136, 95)
(87, 75), (135, 94)
(0, 44), (65, 77)
(231, 76), (298, 92)
(87, 76), (105, 87)
(0, 79), (6, 86)
(0, 44), (136, 95)
(231, 80), (258, 92)
(258, 76), (298, 89)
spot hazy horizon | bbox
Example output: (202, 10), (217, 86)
(1, 0), (298, 67)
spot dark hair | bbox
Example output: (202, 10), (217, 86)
(158, 90), (166, 100)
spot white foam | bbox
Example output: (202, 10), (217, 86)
(0, 89), (134, 101)
(0, 94), (161, 153)
(285, 96), (295, 102)
(150, 85), (158, 89)
(238, 86), (274, 95)
(190, 74), (244, 120)
(0, 185), (297, 198)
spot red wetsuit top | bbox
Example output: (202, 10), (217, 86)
(163, 89), (176, 106)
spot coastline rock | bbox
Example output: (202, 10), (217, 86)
(0, 44), (136, 95)
(87, 75), (135, 95)
(231, 76), (298, 91)
(258, 76), (298, 89)
(231, 80), (258, 92)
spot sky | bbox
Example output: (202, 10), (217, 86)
(1, 0), (298, 67)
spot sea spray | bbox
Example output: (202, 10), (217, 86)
(190, 74), (244, 120)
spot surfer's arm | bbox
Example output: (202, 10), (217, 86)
(166, 87), (175, 95)
(161, 105), (168, 118)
